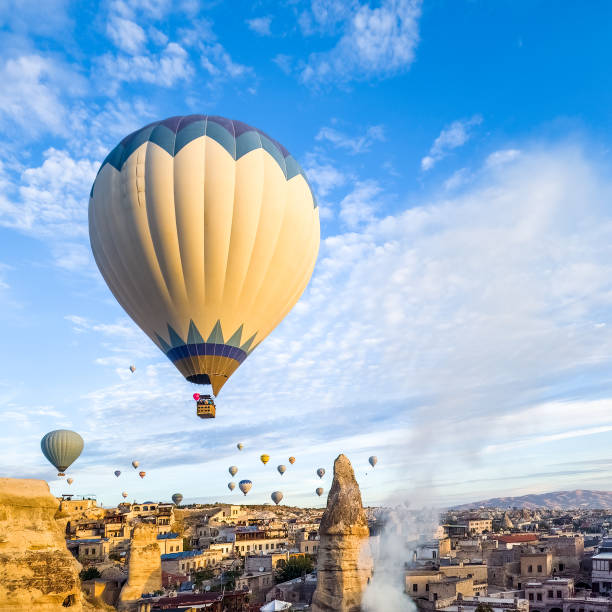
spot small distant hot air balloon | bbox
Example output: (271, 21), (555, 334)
(139, 471), (146, 479)
(67, 478), (74, 485)
(260, 454), (270, 465)
(288, 457), (295, 465)
(228, 482), (236, 491)
(114, 470), (121, 477)
(271, 491), (283, 505)
(237, 443), (244, 451)
(317, 468), (325, 479)
(132, 460), (139, 469)
(129, 365), (136, 373)
(369, 456), (378, 468)
(277, 465), (286, 475)
(172, 493), (183, 505)
(239, 480), (252, 496)
(316, 487), (324, 497)
(122, 491), (128, 499)
(229, 466), (238, 477)
(40, 430), (84, 476)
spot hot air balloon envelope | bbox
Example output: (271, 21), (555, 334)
(172, 493), (183, 505)
(114, 470), (121, 477)
(317, 468), (325, 479)
(271, 491), (283, 505)
(132, 461), (139, 469)
(228, 481), (236, 491)
(369, 456), (378, 468)
(67, 478), (74, 485)
(130, 365), (136, 373)
(316, 487), (324, 497)
(40, 430), (84, 476)
(260, 454), (270, 465)
(89, 116), (320, 397)
(239, 480), (252, 496)
(237, 443), (243, 451)
(229, 466), (238, 477)
(277, 465), (286, 475)
(288, 457), (295, 464)
(139, 471), (146, 478)
(122, 491), (128, 498)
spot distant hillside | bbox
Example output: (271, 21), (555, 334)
(453, 490), (612, 510)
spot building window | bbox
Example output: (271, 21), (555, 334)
(528, 565), (533, 573)
(537, 594), (542, 601)
(426, 585), (429, 592)
(537, 565), (543, 573)
(529, 594), (534, 601)
(557, 591), (562, 598)
(548, 591), (553, 598)
(559, 563), (565, 571)
(413, 584), (418, 592)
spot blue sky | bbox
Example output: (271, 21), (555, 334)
(1, 0), (612, 509)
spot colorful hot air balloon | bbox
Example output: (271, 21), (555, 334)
(237, 443), (244, 451)
(288, 456), (295, 465)
(260, 454), (270, 465)
(40, 430), (84, 476)
(114, 470), (121, 477)
(316, 487), (324, 497)
(122, 491), (128, 498)
(132, 460), (139, 469)
(67, 478), (74, 485)
(239, 480), (252, 496)
(229, 466), (238, 477)
(88, 116), (320, 400)
(130, 365), (136, 373)
(317, 468), (325, 479)
(139, 471), (146, 479)
(228, 481), (236, 491)
(271, 491), (283, 505)
(277, 465), (286, 475)
(369, 456), (378, 468)
(172, 493), (183, 505)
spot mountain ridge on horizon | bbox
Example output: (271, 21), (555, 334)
(452, 489), (612, 510)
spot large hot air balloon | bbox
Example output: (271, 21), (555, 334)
(229, 466), (238, 477)
(260, 454), (270, 465)
(139, 471), (146, 479)
(228, 481), (236, 491)
(114, 470), (121, 477)
(271, 491), (283, 505)
(316, 487), (324, 497)
(40, 430), (84, 476)
(317, 468), (325, 479)
(288, 457), (295, 465)
(122, 491), (128, 498)
(277, 465), (286, 475)
(132, 460), (139, 469)
(172, 493), (183, 505)
(369, 456), (378, 468)
(130, 365), (136, 373)
(88, 116), (320, 405)
(239, 480), (252, 496)
(237, 443), (244, 451)
(67, 478), (74, 485)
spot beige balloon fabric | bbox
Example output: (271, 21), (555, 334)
(89, 115), (320, 395)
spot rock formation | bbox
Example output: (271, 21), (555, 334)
(0, 477), (84, 611)
(118, 524), (162, 610)
(311, 454), (373, 612)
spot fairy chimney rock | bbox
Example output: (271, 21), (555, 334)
(311, 454), (373, 612)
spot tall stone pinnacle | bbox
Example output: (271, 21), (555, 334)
(311, 454), (373, 612)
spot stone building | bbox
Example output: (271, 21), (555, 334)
(235, 569), (276, 604)
(266, 573), (318, 608)
(156, 532), (182, 555)
(160, 549), (222, 575)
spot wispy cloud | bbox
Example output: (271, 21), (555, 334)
(246, 16), (272, 36)
(421, 115), (483, 171)
(300, 0), (422, 86)
(316, 124), (385, 154)
(339, 179), (383, 228)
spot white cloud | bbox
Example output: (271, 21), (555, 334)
(0, 148), (97, 237)
(339, 179), (383, 228)
(273, 54), (293, 75)
(200, 42), (252, 80)
(246, 16), (272, 36)
(316, 124), (385, 154)
(302, 154), (348, 198)
(486, 148), (521, 167)
(0, 54), (85, 137)
(99, 42), (193, 88)
(106, 16), (147, 55)
(300, 0), (421, 85)
(421, 115), (483, 171)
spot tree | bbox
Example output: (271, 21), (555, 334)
(475, 603), (494, 612)
(276, 556), (314, 582)
(79, 567), (101, 581)
(183, 537), (193, 551)
(193, 568), (215, 588)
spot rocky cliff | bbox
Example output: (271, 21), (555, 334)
(311, 454), (373, 612)
(118, 523), (162, 610)
(0, 477), (84, 611)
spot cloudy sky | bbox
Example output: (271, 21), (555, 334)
(1, 0), (612, 508)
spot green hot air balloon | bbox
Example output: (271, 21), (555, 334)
(172, 493), (183, 505)
(271, 491), (283, 505)
(40, 430), (84, 477)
